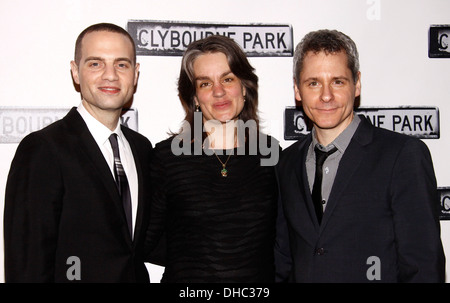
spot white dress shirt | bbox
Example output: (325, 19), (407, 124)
(77, 103), (138, 238)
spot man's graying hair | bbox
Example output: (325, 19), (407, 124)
(293, 29), (360, 85)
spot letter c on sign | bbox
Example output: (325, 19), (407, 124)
(139, 29), (149, 47)
(442, 195), (450, 211)
(439, 33), (448, 50)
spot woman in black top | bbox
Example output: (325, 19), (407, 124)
(146, 35), (279, 283)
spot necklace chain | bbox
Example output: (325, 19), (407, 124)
(210, 134), (237, 178)
(213, 151), (232, 177)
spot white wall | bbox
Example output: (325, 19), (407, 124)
(1, 0), (449, 282)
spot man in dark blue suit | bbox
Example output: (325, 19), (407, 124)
(275, 29), (445, 282)
(4, 23), (154, 282)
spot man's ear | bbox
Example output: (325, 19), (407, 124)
(294, 79), (301, 102)
(70, 61), (80, 85)
(134, 63), (140, 86)
(355, 71), (361, 98)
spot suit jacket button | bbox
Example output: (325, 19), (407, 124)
(315, 248), (325, 255)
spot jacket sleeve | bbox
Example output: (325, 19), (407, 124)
(390, 138), (445, 282)
(274, 164), (293, 282)
(4, 133), (64, 282)
(144, 142), (167, 266)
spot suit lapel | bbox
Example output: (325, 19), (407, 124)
(64, 108), (132, 243)
(278, 136), (321, 250)
(294, 136), (322, 230)
(122, 127), (144, 245)
(320, 117), (373, 230)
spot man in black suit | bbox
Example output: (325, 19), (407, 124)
(275, 29), (445, 282)
(4, 23), (153, 282)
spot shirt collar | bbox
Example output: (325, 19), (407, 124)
(312, 113), (361, 153)
(77, 102), (123, 147)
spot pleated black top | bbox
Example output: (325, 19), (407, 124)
(147, 135), (278, 282)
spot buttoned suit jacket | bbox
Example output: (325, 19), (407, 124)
(275, 115), (445, 282)
(4, 107), (153, 282)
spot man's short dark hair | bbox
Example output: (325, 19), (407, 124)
(74, 23), (136, 65)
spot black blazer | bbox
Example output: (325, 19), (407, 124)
(4, 107), (153, 282)
(275, 116), (445, 282)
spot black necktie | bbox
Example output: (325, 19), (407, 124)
(312, 146), (337, 224)
(109, 134), (133, 237)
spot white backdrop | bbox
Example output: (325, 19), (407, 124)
(1, 0), (449, 283)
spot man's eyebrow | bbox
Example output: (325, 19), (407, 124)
(83, 56), (103, 63)
(301, 77), (318, 84)
(332, 75), (351, 81)
(115, 57), (133, 64)
(302, 75), (351, 83)
(83, 57), (133, 64)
